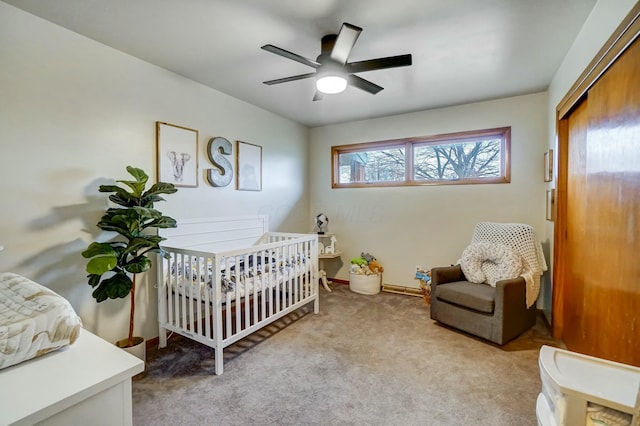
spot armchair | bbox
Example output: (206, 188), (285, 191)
(430, 222), (547, 345)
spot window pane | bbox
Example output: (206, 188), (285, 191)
(331, 127), (510, 188)
(413, 139), (502, 181)
(338, 147), (405, 183)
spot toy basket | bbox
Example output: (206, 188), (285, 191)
(349, 272), (381, 295)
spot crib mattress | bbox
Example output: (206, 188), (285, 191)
(0, 272), (82, 370)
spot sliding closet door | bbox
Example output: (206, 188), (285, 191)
(561, 37), (640, 366)
(563, 100), (588, 352)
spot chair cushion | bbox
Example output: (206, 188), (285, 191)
(434, 281), (495, 314)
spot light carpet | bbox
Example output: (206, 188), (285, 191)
(133, 284), (563, 425)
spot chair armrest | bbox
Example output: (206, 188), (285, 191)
(430, 265), (465, 287)
(494, 276), (528, 315)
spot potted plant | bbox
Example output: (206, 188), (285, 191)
(81, 166), (177, 358)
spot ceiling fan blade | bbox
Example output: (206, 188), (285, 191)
(346, 54), (413, 74)
(261, 44), (320, 69)
(312, 91), (324, 102)
(347, 74), (384, 94)
(263, 72), (316, 85)
(330, 23), (362, 64)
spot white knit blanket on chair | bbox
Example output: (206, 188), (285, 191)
(471, 222), (548, 308)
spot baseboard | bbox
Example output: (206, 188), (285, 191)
(381, 284), (422, 297)
(335, 278), (423, 297)
(146, 336), (160, 351)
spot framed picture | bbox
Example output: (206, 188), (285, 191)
(156, 122), (198, 187)
(236, 141), (262, 191)
(546, 189), (555, 221)
(544, 148), (553, 182)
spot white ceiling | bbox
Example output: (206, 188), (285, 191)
(4, 0), (597, 127)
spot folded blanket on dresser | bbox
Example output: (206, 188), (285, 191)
(0, 272), (82, 370)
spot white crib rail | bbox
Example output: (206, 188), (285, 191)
(157, 232), (318, 374)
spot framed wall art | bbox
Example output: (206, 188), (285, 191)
(544, 148), (553, 182)
(156, 121), (198, 187)
(236, 141), (262, 191)
(546, 189), (555, 221)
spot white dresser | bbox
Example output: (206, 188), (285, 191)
(537, 345), (640, 426)
(0, 328), (144, 426)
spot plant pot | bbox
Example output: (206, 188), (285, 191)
(349, 272), (381, 295)
(116, 336), (146, 362)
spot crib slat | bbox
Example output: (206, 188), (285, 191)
(273, 246), (280, 316)
(286, 243), (292, 308)
(225, 287), (232, 339)
(189, 255), (197, 332)
(196, 255), (203, 336)
(204, 257), (211, 339)
(234, 254), (241, 336)
(181, 255), (189, 330)
(252, 251), (260, 326)
(167, 253), (174, 327)
(245, 252), (253, 328)
(213, 255), (222, 343)
(261, 259), (267, 321)
(173, 253), (181, 328)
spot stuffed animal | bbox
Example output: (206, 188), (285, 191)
(415, 268), (431, 282)
(368, 259), (384, 273)
(361, 252), (376, 263)
(350, 264), (364, 274)
(350, 257), (367, 266)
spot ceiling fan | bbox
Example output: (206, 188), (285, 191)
(261, 22), (412, 101)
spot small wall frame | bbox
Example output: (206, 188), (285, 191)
(156, 122), (199, 187)
(546, 189), (555, 221)
(544, 148), (553, 182)
(236, 141), (262, 191)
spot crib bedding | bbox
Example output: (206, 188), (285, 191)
(167, 252), (309, 299)
(0, 272), (82, 370)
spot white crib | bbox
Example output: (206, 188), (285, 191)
(156, 216), (318, 375)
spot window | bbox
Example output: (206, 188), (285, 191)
(332, 127), (510, 188)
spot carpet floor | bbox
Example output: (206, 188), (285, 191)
(132, 284), (563, 425)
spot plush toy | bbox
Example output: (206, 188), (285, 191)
(368, 259), (384, 273)
(360, 252), (376, 263)
(350, 257), (367, 266)
(415, 268), (432, 305)
(350, 264), (364, 274)
(415, 269), (431, 282)
(351, 253), (383, 276)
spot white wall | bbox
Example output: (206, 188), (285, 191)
(542, 0), (637, 317)
(309, 92), (549, 292)
(0, 2), (309, 344)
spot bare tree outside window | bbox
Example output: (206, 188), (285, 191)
(413, 139), (502, 181)
(332, 127), (510, 188)
(339, 148), (405, 183)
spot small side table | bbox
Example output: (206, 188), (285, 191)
(317, 233), (342, 292)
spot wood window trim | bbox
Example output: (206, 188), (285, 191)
(331, 126), (511, 188)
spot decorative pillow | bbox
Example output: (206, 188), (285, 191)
(460, 241), (524, 286)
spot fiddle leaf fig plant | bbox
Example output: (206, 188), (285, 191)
(82, 166), (178, 348)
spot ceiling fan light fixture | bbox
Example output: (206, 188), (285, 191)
(316, 75), (347, 94)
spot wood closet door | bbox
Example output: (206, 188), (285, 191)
(564, 100), (588, 351)
(563, 38), (640, 366)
